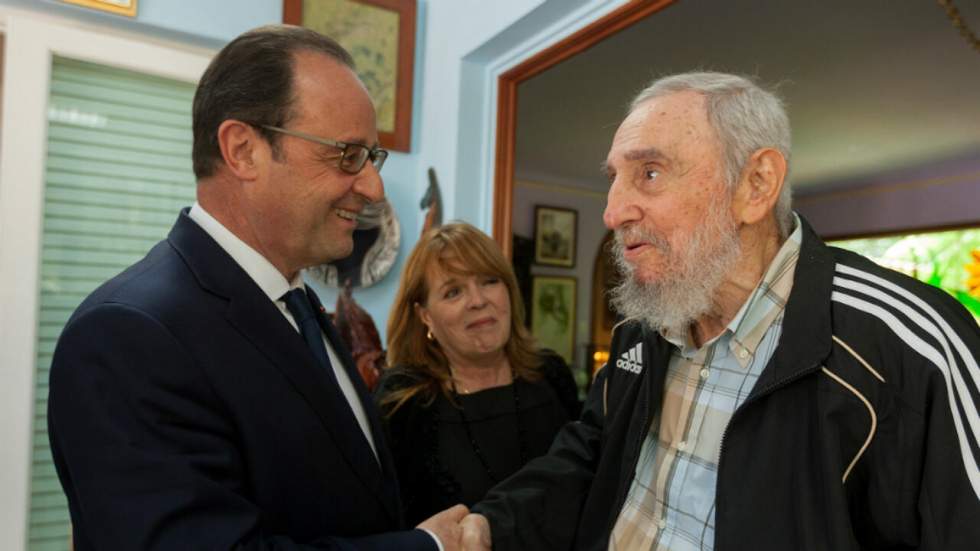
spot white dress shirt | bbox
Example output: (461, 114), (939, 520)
(188, 203), (378, 463)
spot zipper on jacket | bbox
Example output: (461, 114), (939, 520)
(715, 363), (822, 525)
(718, 363), (821, 464)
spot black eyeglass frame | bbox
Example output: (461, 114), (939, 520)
(260, 124), (388, 174)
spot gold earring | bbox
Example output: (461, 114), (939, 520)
(426, 329), (434, 341)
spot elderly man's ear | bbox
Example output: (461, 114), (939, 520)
(732, 148), (787, 226)
(217, 119), (264, 181)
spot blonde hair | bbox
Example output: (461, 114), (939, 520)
(382, 222), (540, 415)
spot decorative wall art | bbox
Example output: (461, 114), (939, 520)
(531, 276), (577, 364)
(60, 0), (137, 17)
(534, 205), (577, 267)
(284, 0), (416, 151)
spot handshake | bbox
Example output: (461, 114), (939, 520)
(418, 504), (491, 551)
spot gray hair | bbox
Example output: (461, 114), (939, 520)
(630, 72), (793, 238)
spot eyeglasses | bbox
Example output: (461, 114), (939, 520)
(260, 125), (388, 174)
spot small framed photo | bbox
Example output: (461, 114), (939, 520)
(531, 276), (577, 364)
(60, 0), (137, 17)
(534, 206), (577, 267)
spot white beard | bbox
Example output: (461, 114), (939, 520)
(609, 196), (741, 336)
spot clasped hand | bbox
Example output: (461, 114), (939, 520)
(417, 505), (491, 551)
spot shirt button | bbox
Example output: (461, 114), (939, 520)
(658, 518), (667, 529)
(677, 441), (687, 451)
(738, 349), (749, 359)
(699, 368), (709, 379)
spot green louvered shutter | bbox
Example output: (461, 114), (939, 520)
(29, 56), (197, 551)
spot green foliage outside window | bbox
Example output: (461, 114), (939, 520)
(832, 228), (980, 322)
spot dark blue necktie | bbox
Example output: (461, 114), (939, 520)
(282, 287), (382, 467)
(281, 288), (336, 379)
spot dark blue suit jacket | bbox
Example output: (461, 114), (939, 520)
(48, 210), (435, 550)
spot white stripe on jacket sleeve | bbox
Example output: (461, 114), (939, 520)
(832, 263), (980, 502)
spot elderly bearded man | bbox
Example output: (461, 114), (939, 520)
(463, 72), (980, 550)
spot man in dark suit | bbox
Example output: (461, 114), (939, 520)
(47, 25), (468, 550)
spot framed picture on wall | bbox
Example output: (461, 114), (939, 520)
(534, 206), (577, 267)
(283, 0), (416, 151)
(531, 276), (577, 364)
(60, 0), (137, 17)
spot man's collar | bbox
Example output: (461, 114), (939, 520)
(725, 213), (802, 362)
(187, 202), (303, 303)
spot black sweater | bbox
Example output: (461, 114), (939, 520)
(376, 352), (580, 525)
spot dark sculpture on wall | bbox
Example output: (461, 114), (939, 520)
(333, 280), (384, 392)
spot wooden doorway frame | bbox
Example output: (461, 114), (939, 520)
(491, 0), (677, 258)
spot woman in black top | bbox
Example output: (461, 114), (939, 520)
(376, 223), (580, 524)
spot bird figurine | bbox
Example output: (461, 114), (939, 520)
(420, 167), (443, 235)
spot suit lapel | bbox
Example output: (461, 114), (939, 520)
(167, 211), (399, 523)
(307, 287), (403, 523)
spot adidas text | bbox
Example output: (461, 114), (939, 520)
(616, 342), (644, 374)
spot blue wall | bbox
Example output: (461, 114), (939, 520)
(135, 0), (281, 43)
(0, 0), (277, 46)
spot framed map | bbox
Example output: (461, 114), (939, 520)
(284, 0), (416, 151)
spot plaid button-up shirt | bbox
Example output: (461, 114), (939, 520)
(610, 216), (802, 550)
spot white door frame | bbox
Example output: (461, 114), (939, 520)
(0, 11), (212, 549)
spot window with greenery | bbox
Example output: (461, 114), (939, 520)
(832, 228), (980, 322)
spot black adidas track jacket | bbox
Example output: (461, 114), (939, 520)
(474, 218), (980, 550)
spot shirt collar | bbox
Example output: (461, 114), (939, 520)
(726, 213), (803, 364)
(188, 202), (304, 302)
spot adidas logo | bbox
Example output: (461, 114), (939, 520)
(616, 342), (643, 374)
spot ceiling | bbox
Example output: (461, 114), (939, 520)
(514, 0), (980, 193)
